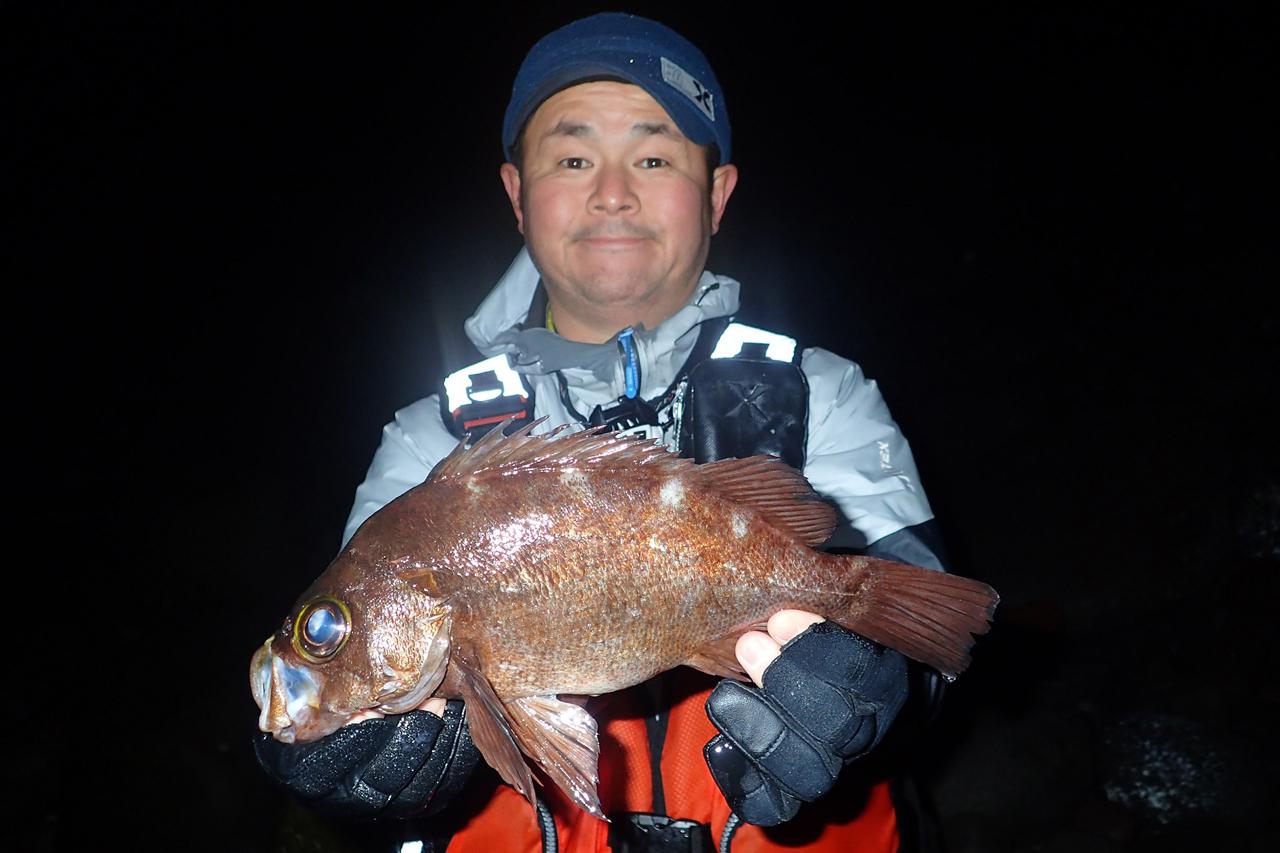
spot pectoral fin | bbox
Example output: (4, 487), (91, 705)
(506, 695), (604, 819)
(448, 647), (536, 806)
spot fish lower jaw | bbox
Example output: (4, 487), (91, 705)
(264, 705), (353, 744)
(260, 707), (383, 744)
(268, 724), (299, 744)
(266, 702), (426, 743)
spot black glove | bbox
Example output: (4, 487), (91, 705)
(703, 621), (909, 826)
(253, 700), (480, 819)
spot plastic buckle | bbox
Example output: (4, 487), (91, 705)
(607, 812), (713, 853)
(450, 370), (530, 438)
(589, 395), (660, 432)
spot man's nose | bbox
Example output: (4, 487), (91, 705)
(589, 162), (638, 214)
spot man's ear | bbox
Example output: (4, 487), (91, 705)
(499, 162), (524, 235)
(709, 163), (739, 235)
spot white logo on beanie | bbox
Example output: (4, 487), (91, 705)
(660, 57), (714, 122)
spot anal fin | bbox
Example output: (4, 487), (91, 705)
(506, 695), (604, 819)
(681, 624), (766, 681)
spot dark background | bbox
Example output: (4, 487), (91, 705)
(12, 2), (1276, 851)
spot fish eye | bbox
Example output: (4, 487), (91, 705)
(293, 598), (351, 662)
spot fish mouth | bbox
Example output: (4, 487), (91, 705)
(250, 638), (354, 744)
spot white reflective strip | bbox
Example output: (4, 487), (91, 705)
(443, 355), (525, 411)
(613, 423), (664, 444)
(398, 843), (424, 853)
(710, 322), (797, 362)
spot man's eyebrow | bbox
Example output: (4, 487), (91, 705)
(542, 120), (595, 140)
(539, 120), (683, 140)
(632, 122), (681, 139)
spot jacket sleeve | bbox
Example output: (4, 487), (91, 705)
(799, 347), (935, 551)
(341, 394), (460, 547)
(800, 347), (951, 732)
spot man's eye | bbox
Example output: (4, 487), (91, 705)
(559, 157), (591, 169)
(638, 157), (668, 169)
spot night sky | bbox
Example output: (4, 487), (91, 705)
(13, 3), (1275, 851)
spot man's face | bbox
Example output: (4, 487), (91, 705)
(499, 81), (737, 342)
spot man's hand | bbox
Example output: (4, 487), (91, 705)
(703, 610), (909, 826)
(253, 697), (480, 819)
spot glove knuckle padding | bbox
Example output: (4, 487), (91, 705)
(779, 621), (884, 690)
(254, 706), (480, 818)
(333, 777), (393, 815)
(360, 711), (446, 795)
(777, 622), (910, 753)
(254, 717), (392, 798)
(704, 734), (801, 827)
(391, 700), (480, 818)
(707, 680), (838, 802)
(703, 622), (915, 826)
(707, 680), (787, 753)
(760, 654), (863, 752)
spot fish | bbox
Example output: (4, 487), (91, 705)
(250, 420), (999, 817)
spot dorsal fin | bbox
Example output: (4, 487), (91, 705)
(693, 456), (837, 546)
(427, 416), (686, 482)
(429, 418), (836, 546)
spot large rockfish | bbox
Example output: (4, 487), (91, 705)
(251, 421), (999, 816)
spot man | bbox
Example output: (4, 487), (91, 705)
(257, 13), (948, 852)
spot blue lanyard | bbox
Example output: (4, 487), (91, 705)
(617, 327), (641, 399)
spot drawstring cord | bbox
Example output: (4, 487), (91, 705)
(719, 812), (742, 853)
(535, 794), (559, 853)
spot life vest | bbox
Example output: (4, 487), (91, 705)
(443, 669), (898, 852)
(432, 321), (899, 852)
(440, 320), (806, 464)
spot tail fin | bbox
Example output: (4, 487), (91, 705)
(833, 557), (1000, 680)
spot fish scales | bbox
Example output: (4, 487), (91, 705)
(393, 463), (838, 698)
(251, 420), (999, 818)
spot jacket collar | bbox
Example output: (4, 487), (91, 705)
(464, 248), (740, 405)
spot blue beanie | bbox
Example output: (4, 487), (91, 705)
(502, 12), (731, 165)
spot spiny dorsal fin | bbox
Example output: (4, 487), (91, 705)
(428, 417), (685, 482)
(430, 418), (836, 546)
(693, 456), (838, 546)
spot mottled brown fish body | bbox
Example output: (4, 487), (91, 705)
(253, 422), (999, 818)
(370, 460), (864, 700)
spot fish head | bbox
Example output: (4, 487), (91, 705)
(250, 567), (451, 744)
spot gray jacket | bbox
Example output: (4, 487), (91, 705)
(343, 248), (934, 549)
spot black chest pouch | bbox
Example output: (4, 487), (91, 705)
(678, 342), (809, 469)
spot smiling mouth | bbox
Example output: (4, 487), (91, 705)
(573, 223), (656, 246)
(580, 236), (647, 249)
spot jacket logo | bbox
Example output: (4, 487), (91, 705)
(726, 380), (768, 422)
